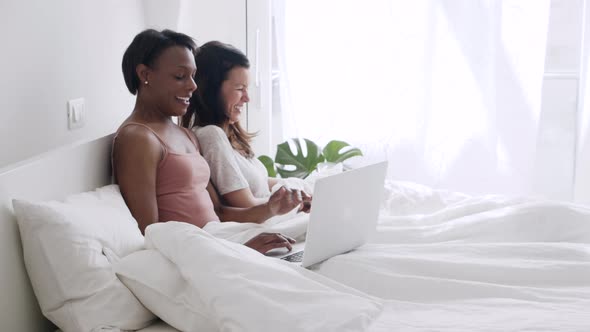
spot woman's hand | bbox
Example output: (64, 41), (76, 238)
(298, 191), (312, 213)
(209, 184), (308, 224)
(243, 232), (296, 254)
(267, 186), (304, 215)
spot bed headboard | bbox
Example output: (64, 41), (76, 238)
(0, 134), (114, 331)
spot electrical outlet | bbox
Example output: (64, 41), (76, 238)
(67, 98), (85, 130)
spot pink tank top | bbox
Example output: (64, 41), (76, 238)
(115, 123), (219, 228)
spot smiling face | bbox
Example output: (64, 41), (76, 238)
(141, 46), (197, 117)
(220, 66), (250, 125)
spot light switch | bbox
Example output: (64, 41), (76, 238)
(67, 98), (85, 130)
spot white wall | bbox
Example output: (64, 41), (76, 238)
(177, 0), (247, 53)
(143, 0), (181, 31)
(175, 0), (273, 156)
(0, 0), (273, 168)
(0, 0), (145, 168)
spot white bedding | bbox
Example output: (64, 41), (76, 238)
(191, 180), (590, 330)
(138, 320), (179, 332)
(140, 222), (383, 331)
(137, 298), (590, 332)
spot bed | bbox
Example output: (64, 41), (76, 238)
(1, 134), (589, 331)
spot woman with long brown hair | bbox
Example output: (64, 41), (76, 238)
(182, 41), (311, 209)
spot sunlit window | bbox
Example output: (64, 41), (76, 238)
(273, 0), (550, 196)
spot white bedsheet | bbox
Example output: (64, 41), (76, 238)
(137, 296), (590, 332)
(137, 299), (590, 332)
(370, 298), (590, 331)
(196, 180), (590, 330)
(138, 320), (179, 332)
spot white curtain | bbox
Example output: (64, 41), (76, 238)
(273, 0), (550, 196)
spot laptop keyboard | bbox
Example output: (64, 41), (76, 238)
(281, 250), (304, 263)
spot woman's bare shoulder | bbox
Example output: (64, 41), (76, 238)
(114, 123), (162, 155)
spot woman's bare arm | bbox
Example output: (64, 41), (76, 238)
(206, 182), (302, 223)
(222, 187), (267, 208)
(113, 126), (161, 234)
(223, 178), (312, 211)
(268, 177), (281, 190)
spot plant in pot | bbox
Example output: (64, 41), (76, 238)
(258, 139), (363, 179)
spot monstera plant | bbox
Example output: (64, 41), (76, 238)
(258, 139), (363, 179)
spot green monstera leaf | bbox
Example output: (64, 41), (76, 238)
(275, 138), (325, 178)
(258, 155), (277, 177)
(322, 140), (363, 163)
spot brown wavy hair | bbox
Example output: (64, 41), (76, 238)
(181, 41), (256, 158)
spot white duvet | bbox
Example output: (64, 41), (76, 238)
(154, 180), (590, 331)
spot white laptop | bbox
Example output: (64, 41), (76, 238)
(269, 161), (388, 267)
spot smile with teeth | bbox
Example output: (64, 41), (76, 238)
(176, 96), (190, 105)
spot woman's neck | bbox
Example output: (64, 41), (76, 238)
(132, 98), (173, 124)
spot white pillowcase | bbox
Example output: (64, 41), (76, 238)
(12, 184), (155, 332)
(142, 221), (384, 332)
(113, 250), (217, 332)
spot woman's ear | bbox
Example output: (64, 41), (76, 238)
(136, 64), (150, 85)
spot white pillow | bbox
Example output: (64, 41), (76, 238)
(113, 250), (217, 332)
(12, 184), (155, 332)
(144, 221), (384, 332)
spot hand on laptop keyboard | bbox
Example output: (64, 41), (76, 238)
(243, 232), (296, 254)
